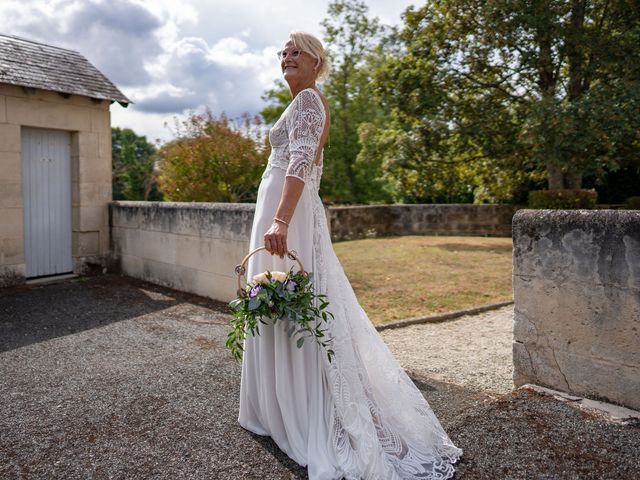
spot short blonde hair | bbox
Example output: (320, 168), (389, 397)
(287, 31), (331, 82)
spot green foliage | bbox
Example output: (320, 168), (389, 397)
(528, 189), (597, 209)
(260, 79), (291, 125)
(227, 270), (334, 362)
(259, 0), (394, 204)
(156, 111), (268, 202)
(370, 0), (640, 201)
(112, 127), (162, 201)
(320, 0), (392, 203)
(624, 196), (640, 209)
(258, 0), (639, 204)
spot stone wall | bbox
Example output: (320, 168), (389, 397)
(110, 202), (255, 302)
(0, 83), (112, 286)
(110, 202), (524, 302)
(512, 210), (640, 410)
(328, 204), (520, 241)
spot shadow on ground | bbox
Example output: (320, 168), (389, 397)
(0, 275), (638, 479)
(0, 275), (226, 353)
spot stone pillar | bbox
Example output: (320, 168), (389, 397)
(512, 209), (640, 409)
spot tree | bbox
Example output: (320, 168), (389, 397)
(321, 0), (391, 203)
(373, 0), (640, 199)
(156, 111), (268, 202)
(259, 0), (394, 204)
(112, 127), (162, 201)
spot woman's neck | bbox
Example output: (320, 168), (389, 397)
(288, 79), (317, 98)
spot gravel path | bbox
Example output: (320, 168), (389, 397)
(1, 275), (638, 479)
(380, 306), (515, 396)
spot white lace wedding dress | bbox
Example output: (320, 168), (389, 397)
(238, 87), (463, 480)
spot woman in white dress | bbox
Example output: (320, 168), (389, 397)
(238, 31), (463, 480)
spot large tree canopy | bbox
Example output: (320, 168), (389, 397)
(373, 0), (640, 201)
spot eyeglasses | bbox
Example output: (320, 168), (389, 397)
(276, 48), (303, 61)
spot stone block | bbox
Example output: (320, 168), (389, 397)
(0, 152), (21, 183)
(0, 123), (20, 153)
(73, 231), (100, 256)
(513, 209), (640, 410)
(137, 229), (177, 265)
(141, 258), (194, 294)
(91, 109), (110, 133)
(0, 208), (23, 238)
(99, 227), (109, 255)
(78, 182), (111, 205)
(175, 235), (248, 276)
(109, 202), (255, 241)
(327, 204), (520, 241)
(109, 205), (141, 229)
(0, 95), (6, 123)
(77, 133), (104, 183)
(1, 236), (25, 265)
(6, 96), (91, 132)
(77, 205), (107, 232)
(97, 131), (112, 165)
(111, 227), (141, 257)
(0, 263), (25, 287)
(0, 182), (23, 208)
(120, 253), (144, 279)
(191, 269), (238, 302)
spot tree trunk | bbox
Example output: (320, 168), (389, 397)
(564, 170), (583, 189)
(546, 164), (583, 189)
(547, 163), (564, 189)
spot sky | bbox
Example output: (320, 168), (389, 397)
(1, 0), (417, 144)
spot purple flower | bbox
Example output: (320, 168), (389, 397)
(285, 279), (297, 291)
(249, 284), (262, 298)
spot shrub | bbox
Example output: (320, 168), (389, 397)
(157, 111), (268, 202)
(624, 196), (640, 209)
(528, 189), (598, 209)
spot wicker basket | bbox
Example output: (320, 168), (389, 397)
(234, 246), (306, 297)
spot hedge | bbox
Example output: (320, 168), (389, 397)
(528, 189), (598, 209)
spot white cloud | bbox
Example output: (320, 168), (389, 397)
(1, 0), (417, 143)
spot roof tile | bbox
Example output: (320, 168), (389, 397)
(0, 34), (131, 105)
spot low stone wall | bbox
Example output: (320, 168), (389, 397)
(328, 204), (521, 241)
(512, 209), (640, 410)
(110, 202), (254, 302)
(109, 202), (520, 303)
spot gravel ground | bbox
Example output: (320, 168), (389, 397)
(379, 306), (515, 396)
(1, 275), (638, 479)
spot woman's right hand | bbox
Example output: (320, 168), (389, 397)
(264, 220), (288, 258)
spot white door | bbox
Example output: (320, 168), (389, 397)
(21, 127), (73, 278)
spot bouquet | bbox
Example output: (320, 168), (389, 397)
(227, 267), (335, 363)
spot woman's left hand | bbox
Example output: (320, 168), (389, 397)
(264, 220), (288, 258)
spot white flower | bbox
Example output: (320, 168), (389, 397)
(271, 271), (288, 283)
(253, 272), (269, 285)
(253, 270), (287, 284)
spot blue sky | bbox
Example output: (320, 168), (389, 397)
(1, 0), (416, 144)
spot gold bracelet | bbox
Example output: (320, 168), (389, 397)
(274, 216), (289, 226)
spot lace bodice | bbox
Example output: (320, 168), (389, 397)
(262, 87), (326, 192)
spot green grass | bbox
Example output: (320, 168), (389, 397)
(333, 235), (513, 324)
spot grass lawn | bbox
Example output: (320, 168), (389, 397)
(333, 235), (513, 325)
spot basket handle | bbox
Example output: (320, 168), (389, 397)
(234, 246), (305, 296)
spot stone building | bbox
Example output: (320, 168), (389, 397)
(0, 34), (130, 286)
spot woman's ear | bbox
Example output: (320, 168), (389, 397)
(315, 58), (321, 70)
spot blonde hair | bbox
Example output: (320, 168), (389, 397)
(287, 31), (331, 82)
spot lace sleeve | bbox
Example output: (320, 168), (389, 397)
(285, 89), (326, 184)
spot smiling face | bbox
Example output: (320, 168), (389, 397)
(279, 39), (319, 87)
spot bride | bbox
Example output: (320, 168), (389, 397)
(238, 31), (463, 480)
